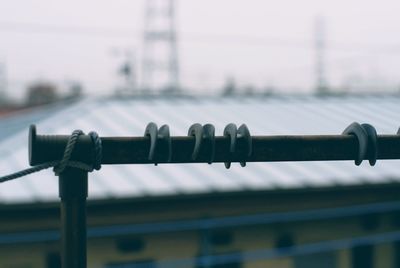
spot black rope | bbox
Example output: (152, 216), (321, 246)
(0, 130), (102, 183)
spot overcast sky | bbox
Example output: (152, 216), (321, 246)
(1, 0), (400, 99)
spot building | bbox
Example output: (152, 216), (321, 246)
(0, 95), (399, 268)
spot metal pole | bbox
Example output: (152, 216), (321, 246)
(30, 132), (400, 165)
(59, 167), (88, 268)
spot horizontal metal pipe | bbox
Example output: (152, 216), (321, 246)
(29, 125), (400, 165)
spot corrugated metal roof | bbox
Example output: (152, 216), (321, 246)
(0, 101), (72, 142)
(0, 95), (399, 204)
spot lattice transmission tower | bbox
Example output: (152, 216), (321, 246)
(141, 0), (180, 94)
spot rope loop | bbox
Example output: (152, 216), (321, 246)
(0, 129), (102, 183)
(53, 129), (84, 175)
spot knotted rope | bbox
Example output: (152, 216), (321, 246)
(0, 130), (102, 183)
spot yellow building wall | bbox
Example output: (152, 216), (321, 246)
(0, 189), (399, 268)
(0, 216), (396, 268)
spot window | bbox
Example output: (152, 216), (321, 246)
(360, 214), (380, 231)
(352, 245), (373, 268)
(294, 252), (337, 268)
(275, 233), (295, 250)
(105, 259), (155, 268)
(195, 252), (242, 268)
(115, 237), (145, 253)
(46, 252), (61, 268)
(209, 230), (234, 247)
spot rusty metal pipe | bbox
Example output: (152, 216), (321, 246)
(59, 167), (88, 268)
(29, 125), (400, 166)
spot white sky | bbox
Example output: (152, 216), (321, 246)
(1, 0), (400, 99)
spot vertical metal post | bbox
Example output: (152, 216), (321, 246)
(59, 167), (88, 268)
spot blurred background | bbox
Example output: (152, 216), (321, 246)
(0, 0), (400, 105)
(1, 1), (400, 268)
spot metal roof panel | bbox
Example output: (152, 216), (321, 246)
(0, 95), (399, 204)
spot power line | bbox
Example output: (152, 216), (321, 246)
(0, 21), (135, 38)
(1, 20), (400, 53)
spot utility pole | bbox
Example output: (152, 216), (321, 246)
(314, 16), (328, 94)
(141, 0), (180, 94)
(111, 48), (137, 95)
(119, 50), (136, 93)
